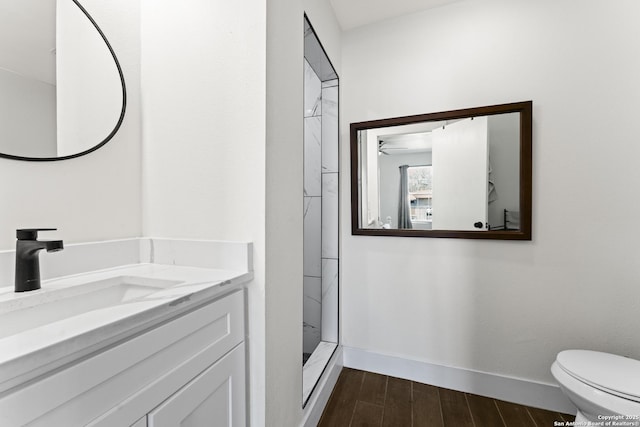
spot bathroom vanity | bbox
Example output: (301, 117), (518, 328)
(0, 239), (252, 426)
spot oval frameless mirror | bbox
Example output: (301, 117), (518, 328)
(0, 0), (126, 161)
(350, 101), (532, 240)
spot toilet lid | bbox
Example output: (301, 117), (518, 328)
(556, 350), (640, 402)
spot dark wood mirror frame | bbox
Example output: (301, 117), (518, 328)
(350, 100), (532, 240)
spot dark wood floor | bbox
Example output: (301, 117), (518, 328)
(318, 368), (575, 427)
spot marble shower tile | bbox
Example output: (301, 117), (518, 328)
(303, 321), (321, 355)
(304, 60), (321, 117)
(304, 274), (322, 305)
(322, 173), (338, 259)
(321, 259), (338, 343)
(304, 116), (322, 197)
(303, 197), (322, 277)
(321, 86), (339, 173)
(303, 276), (322, 354)
(321, 79), (339, 88)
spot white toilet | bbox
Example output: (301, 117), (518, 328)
(551, 349), (640, 423)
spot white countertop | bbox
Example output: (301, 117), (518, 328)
(0, 263), (252, 393)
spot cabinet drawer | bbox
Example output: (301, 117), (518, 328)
(0, 290), (244, 427)
(148, 343), (245, 427)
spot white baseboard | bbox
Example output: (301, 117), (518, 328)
(301, 346), (343, 427)
(342, 346), (577, 415)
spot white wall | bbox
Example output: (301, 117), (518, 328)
(341, 0), (640, 391)
(264, 1), (303, 423)
(139, 1), (339, 425)
(140, 1), (267, 425)
(0, 0), (141, 250)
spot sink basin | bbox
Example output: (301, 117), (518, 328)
(0, 276), (182, 340)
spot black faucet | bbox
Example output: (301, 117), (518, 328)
(15, 228), (64, 293)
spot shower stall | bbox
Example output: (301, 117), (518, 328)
(302, 15), (339, 406)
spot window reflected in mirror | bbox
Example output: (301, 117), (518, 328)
(408, 165), (432, 227)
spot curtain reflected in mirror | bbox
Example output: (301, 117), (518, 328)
(351, 101), (532, 240)
(398, 165), (412, 229)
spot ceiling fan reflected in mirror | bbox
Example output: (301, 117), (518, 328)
(378, 139), (408, 155)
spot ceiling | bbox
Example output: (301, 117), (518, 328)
(329, 0), (466, 31)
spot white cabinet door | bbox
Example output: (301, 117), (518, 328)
(147, 343), (245, 427)
(431, 116), (489, 230)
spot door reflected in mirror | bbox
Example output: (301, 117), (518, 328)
(351, 101), (532, 240)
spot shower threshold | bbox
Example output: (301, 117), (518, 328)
(303, 341), (337, 405)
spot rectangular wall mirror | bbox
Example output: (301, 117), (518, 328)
(350, 101), (532, 240)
